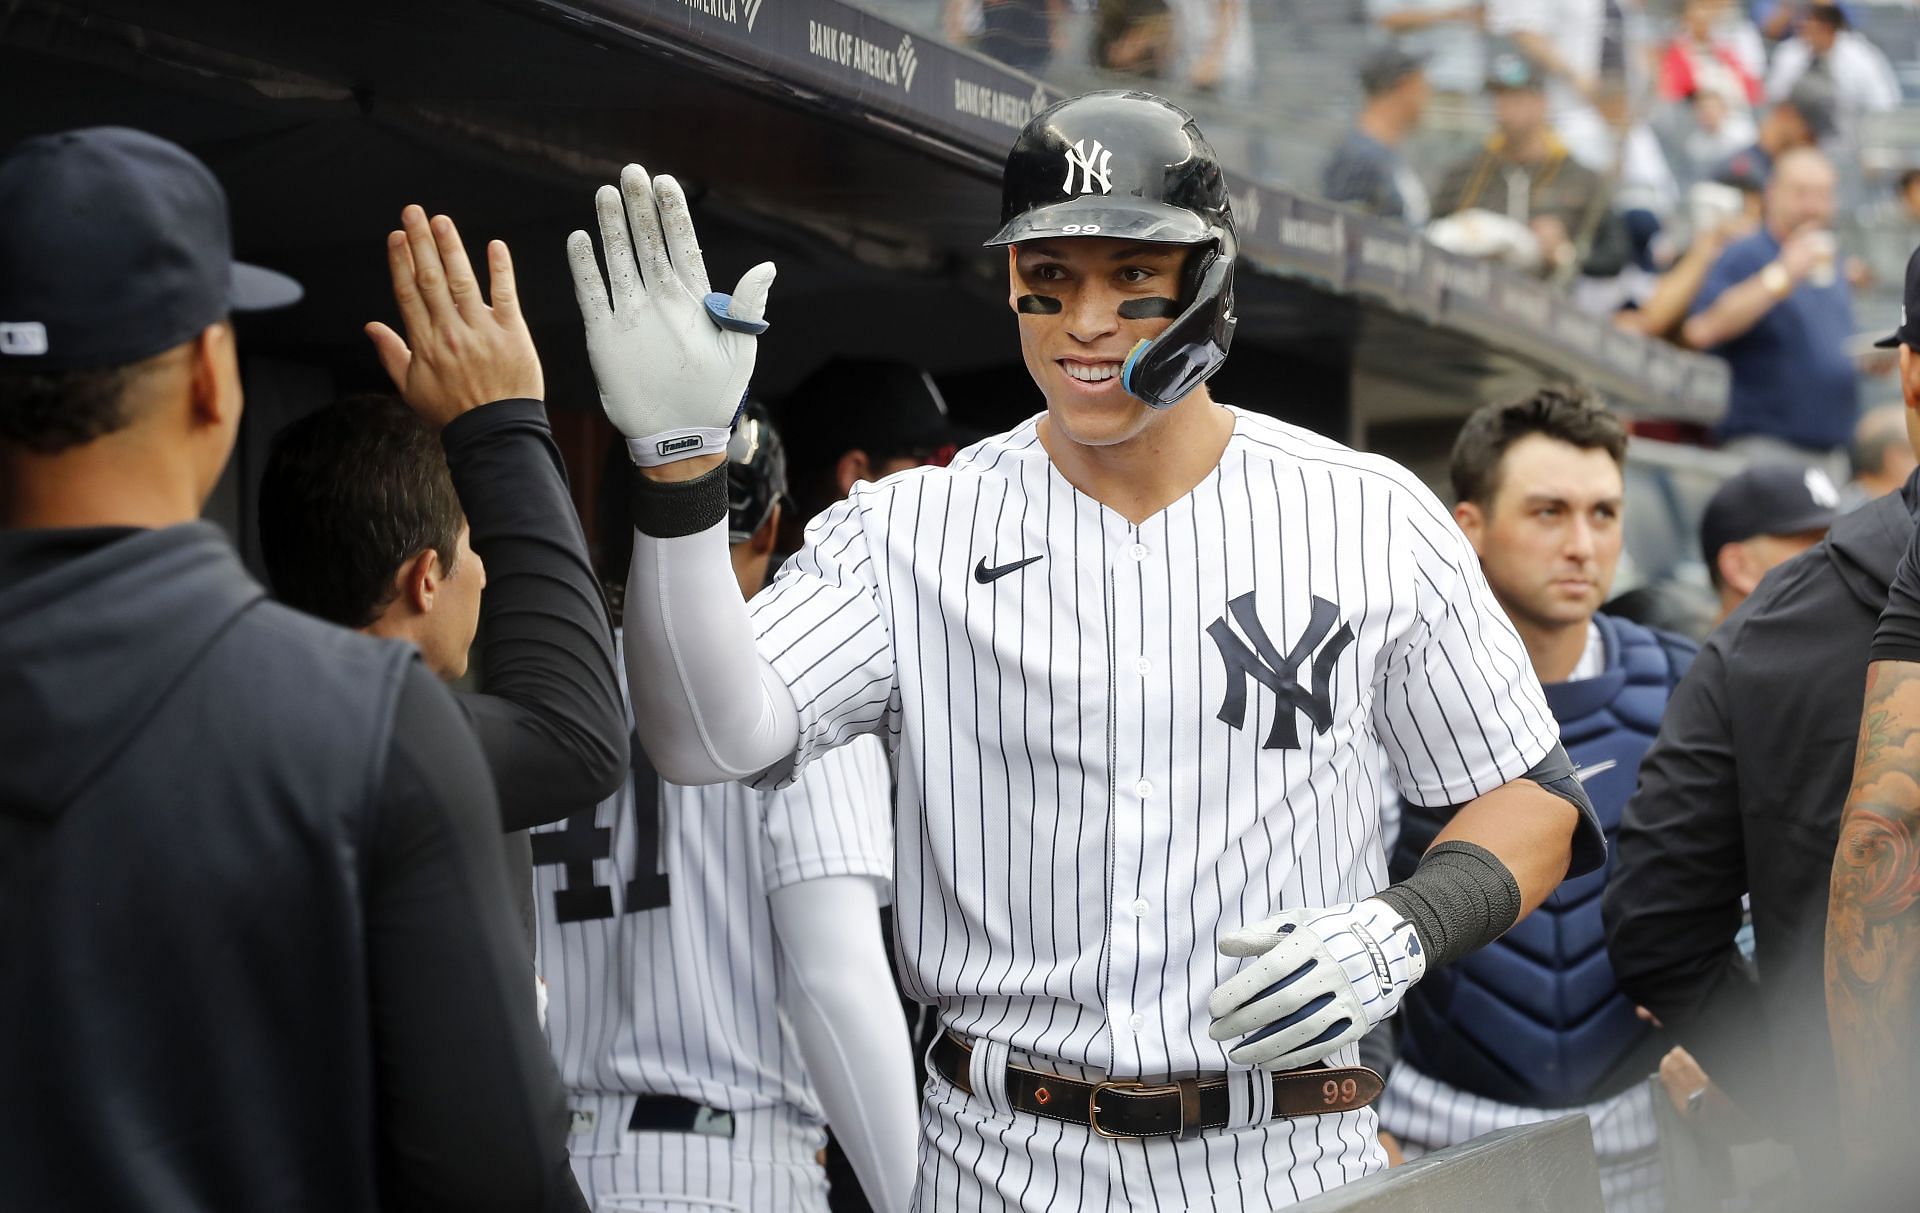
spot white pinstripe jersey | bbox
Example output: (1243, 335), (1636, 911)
(534, 638), (894, 1117)
(746, 408), (1558, 1103)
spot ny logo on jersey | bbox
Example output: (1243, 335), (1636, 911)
(1062, 139), (1113, 195)
(1207, 592), (1354, 750)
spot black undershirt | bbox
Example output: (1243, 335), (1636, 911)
(440, 400), (627, 947)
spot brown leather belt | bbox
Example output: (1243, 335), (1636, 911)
(931, 1032), (1382, 1141)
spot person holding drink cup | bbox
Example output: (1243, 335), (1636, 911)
(1683, 146), (1858, 481)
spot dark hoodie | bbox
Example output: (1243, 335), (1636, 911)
(0, 523), (579, 1211)
(1604, 472), (1918, 1152)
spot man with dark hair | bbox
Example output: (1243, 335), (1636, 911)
(262, 395), (470, 643)
(1765, 2), (1899, 131)
(1322, 46), (1432, 224)
(1380, 385), (1695, 1210)
(259, 206), (627, 951)
(0, 127), (580, 1210)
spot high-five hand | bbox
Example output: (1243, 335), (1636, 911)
(1207, 899), (1426, 1070)
(366, 205), (543, 430)
(568, 165), (775, 470)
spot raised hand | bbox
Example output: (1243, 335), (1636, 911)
(567, 165), (775, 471)
(366, 205), (543, 430)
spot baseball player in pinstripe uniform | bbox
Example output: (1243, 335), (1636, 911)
(567, 90), (1604, 1209)
(535, 405), (917, 1212)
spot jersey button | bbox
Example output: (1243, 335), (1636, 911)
(1128, 543), (1149, 561)
(1135, 779), (1153, 799)
(1134, 657), (1152, 675)
(1129, 1013), (1145, 1030)
(1131, 898), (1150, 917)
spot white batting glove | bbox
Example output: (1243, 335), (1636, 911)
(1206, 898), (1426, 1071)
(566, 164), (776, 467)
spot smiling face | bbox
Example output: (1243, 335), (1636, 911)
(1009, 237), (1193, 448)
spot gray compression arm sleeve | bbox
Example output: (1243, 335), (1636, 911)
(770, 878), (919, 1213)
(624, 467), (799, 785)
(1373, 841), (1523, 971)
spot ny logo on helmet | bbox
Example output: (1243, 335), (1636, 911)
(1207, 592), (1354, 751)
(1062, 139), (1113, 195)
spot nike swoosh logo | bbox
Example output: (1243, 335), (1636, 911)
(974, 555), (1043, 584)
(1574, 759), (1617, 784)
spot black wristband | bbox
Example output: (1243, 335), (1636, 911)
(628, 462), (728, 539)
(1374, 840), (1522, 971)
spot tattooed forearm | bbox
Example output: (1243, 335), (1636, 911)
(1827, 661), (1920, 1156)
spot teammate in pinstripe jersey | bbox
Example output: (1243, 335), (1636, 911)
(566, 91), (1605, 1209)
(535, 406), (917, 1212)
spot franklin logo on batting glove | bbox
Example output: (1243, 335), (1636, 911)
(1208, 898), (1427, 1070)
(567, 164), (775, 469)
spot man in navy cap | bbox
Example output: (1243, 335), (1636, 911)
(0, 128), (582, 1210)
(1698, 460), (1840, 623)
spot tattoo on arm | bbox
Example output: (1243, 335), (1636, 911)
(1827, 661), (1920, 1156)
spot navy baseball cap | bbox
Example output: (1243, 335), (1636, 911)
(1874, 244), (1920, 348)
(1700, 462), (1840, 564)
(0, 127), (301, 371)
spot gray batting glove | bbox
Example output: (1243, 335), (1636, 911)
(567, 164), (776, 467)
(1207, 898), (1426, 1070)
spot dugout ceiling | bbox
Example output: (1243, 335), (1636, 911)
(0, 0), (1726, 442)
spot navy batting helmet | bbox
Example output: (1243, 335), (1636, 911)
(986, 90), (1238, 410)
(727, 402), (789, 545)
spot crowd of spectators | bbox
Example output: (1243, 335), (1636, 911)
(1325, 1), (1913, 479)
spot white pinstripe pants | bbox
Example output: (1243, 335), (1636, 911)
(566, 1095), (830, 1213)
(910, 1037), (1389, 1211)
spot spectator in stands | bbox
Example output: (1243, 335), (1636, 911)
(1714, 75), (1835, 186)
(1486, 0), (1604, 125)
(1432, 50), (1631, 277)
(1661, 0), (1764, 109)
(1699, 461), (1839, 622)
(1365, 0), (1486, 97)
(1092, 0), (1173, 79)
(1323, 47), (1433, 224)
(1613, 189), (1758, 340)
(1683, 148), (1858, 473)
(1606, 261), (1920, 1200)
(944, 0), (1064, 75)
(1381, 388), (1693, 1211)
(1681, 78), (1758, 188)
(1846, 404), (1918, 509)
(1563, 76), (1679, 222)
(1765, 3), (1900, 129)
(1167, 0), (1251, 94)
(1901, 168), (1920, 224)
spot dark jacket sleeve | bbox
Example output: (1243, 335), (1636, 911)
(1602, 629), (1761, 1086)
(370, 667), (586, 1213)
(443, 400), (627, 832)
